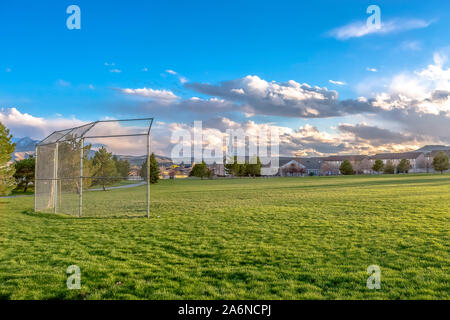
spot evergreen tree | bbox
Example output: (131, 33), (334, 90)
(56, 137), (94, 194)
(113, 156), (131, 178)
(92, 147), (118, 191)
(397, 158), (411, 173)
(246, 156), (262, 177)
(384, 160), (395, 174)
(149, 153), (160, 183)
(224, 156), (240, 176)
(140, 153), (160, 184)
(372, 159), (384, 173)
(14, 156), (35, 192)
(189, 161), (210, 179)
(339, 160), (354, 175)
(0, 122), (16, 195)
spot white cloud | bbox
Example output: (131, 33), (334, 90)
(329, 80), (346, 86)
(366, 67), (377, 72)
(120, 88), (179, 102)
(110, 69), (122, 73)
(179, 76), (188, 84)
(166, 69), (188, 84)
(0, 107), (85, 140)
(399, 40), (422, 51)
(329, 18), (432, 40)
(56, 79), (71, 87)
(187, 75), (374, 118)
(104, 62), (115, 66)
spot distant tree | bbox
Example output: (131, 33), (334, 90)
(0, 122), (16, 196)
(360, 158), (372, 174)
(92, 147), (118, 191)
(140, 153), (160, 184)
(14, 156), (35, 192)
(372, 159), (384, 173)
(320, 162), (339, 176)
(384, 160), (395, 174)
(113, 156), (130, 179)
(149, 153), (160, 183)
(397, 158), (411, 173)
(168, 166), (176, 179)
(224, 156), (241, 177)
(237, 162), (247, 177)
(353, 160), (363, 175)
(417, 157), (433, 173)
(432, 151), (450, 174)
(57, 137), (94, 194)
(246, 157), (262, 177)
(189, 161), (210, 179)
(339, 160), (354, 175)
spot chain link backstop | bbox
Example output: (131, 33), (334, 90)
(35, 118), (153, 218)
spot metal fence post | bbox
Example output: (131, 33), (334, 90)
(146, 134), (150, 218)
(79, 138), (84, 218)
(34, 146), (37, 212)
(53, 142), (59, 213)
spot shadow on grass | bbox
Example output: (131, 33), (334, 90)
(279, 175), (450, 191)
(21, 209), (148, 220)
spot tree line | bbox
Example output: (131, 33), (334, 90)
(189, 156), (262, 179)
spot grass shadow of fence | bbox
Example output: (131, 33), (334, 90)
(21, 209), (148, 220)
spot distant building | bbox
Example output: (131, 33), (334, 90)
(321, 155), (371, 175)
(208, 163), (225, 177)
(298, 157), (322, 176)
(370, 152), (425, 173)
(279, 160), (306, 176)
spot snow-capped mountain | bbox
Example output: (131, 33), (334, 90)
(12, 137), (39, 152)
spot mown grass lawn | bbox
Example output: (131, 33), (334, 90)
(1, 174), (449, 299)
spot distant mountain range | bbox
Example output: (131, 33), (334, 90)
(414, 145), (450, 152)
(12, 137), (39, 152)
(10, 136), (173, 165)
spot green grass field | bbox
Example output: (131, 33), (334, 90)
(1, 174), (449, 299)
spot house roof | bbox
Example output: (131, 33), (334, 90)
(371, 152), (423, 160)
(298, 157), (323, 170)
(280, 159), (305, 168)
(321, 155), (368, 162)
(426, 150), (450, 157)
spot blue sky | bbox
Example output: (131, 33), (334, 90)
(1, 0), (450, 156)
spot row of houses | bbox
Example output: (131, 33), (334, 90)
(279, 149), (450, 176)
(128, 147), (450, 179)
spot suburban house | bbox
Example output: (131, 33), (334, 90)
(298, 157), (323, 176)
(279, 159), (306, 176)
(128, 167), (142, 180)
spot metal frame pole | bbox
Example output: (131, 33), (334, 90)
(53, 143), (59, 213)
(79, 138), (84, 218)
(146, 133), (150, 218)
(34, 146), (37, 212)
